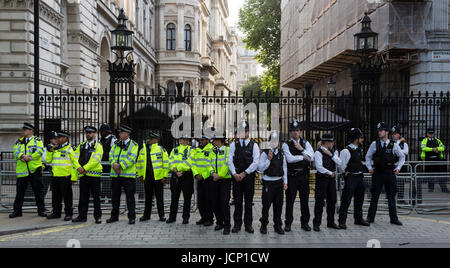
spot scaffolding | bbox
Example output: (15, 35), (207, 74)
(281, 0), (433, 88)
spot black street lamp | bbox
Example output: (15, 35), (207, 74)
(351, 12), (382, 138)
(108, 8), (136, 131)
(354, 12), (379, 54)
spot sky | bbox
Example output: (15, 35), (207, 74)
(227, 0), (245, 28)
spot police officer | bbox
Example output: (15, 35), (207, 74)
(107, 125), (139, 225)
(209, 135), (233, 235)
(99, 124), (116, 201)
(421, 129), (447, 193)
(258, 131), (288, 235)
(10, 123), (46, 218)
(192, 135), (214, 227)
(167, 136), (195, 224)
(282, 120), (314, 232)
(228, 121), (260, 234)
(392, 126), (409, 202)
(338, 128), (370, 229)
(42, 131), (59, 197)
(137, 131), (169, 222)
(46, 131), (80, 221)
(73, 126), (104, 224)
(313, 134), (342, 232)
(366, 122), (405, 226)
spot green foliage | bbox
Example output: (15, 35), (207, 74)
(241, 76), (262, 97)
(239, 0), (281, 94)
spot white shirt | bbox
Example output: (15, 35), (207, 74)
(258, 148), (288, 184)
(365, 139), (405, 171)
(228, 138), (260, 176)
(85, 140), (95, 150)
(282, 138), (314, 163)
(100, 135), (117, 147)
(395, 140), (409, 156)
(314, 147), (342, 176)
(339, 144), (363, 174)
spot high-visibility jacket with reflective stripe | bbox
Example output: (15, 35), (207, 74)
(45, 143), (80, 181)
(137, 143), (169, 181)
(209, 146), (232, 179)
(109, 140), (139, 178)
(421, 138), (445, 161)
(74, 141), (104, 178)
(169, 144), (194, 173)
(192, 143), (214, 179)
(13, 136), (45, 178)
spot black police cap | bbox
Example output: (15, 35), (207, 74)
(377, 122), (390, 131)
(57, 131), (70, 138)
(321, 133), (335, 142)
(22, 122), (36, 132)
(119, 125), (132, 133)
(84, 126), (97, 133)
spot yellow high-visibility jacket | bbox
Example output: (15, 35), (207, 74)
(13, 136), (45, 178)
(45, 143), (80, 181)
(74, 141), (104, 178)
(137, 143), (169, 181)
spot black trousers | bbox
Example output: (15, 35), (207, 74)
(211, 179), (232, 228)
(111, 177), (136, 220)
(338, 174), (365, 224)
(260, 180), (284, 230)
(143, 177), (165, 218)
(197, 178), (212, 222)
(427, 163), (448, 192)
(368, 171), (398, 221)
(313, 175), (337, 227)
(51, 176), (73, 216)
(77, 176), (101, 220)
(13, 169), (46, 214)
(285, 173), (310, 226)
(232, 173), (255, 227)
(169, 171), (194, 221)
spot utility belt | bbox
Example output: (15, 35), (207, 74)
(262, 179), (283, 185)
(172, 170), (193, 179)
(344, 172), (364, 179)
(287, 168), (308, 177)
(316, 172), (333, 179)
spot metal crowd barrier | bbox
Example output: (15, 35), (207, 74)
(0, 159), (197, 215)
(413, 161), (450, 214)
(1, 159), (448, 216)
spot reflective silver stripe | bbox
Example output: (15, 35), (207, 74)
(53, 157), (70, 161)
(120, 160), (129, 169)
(52, 163), (72, 167)
(86, 171), (102, 175)
(16, 171), (30, 177)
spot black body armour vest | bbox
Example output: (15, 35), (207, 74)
(233, 140), (254, 174)
(425, 139), (441, 161)
(346, 146), (365, 174)
(100, 136), (114, 162)
(79, 142), (96, 167)
(286, 140), (310, 174)
(373, 140), (396, 172)
(318, 148), (336, 176)
(263, 150), (284, 177)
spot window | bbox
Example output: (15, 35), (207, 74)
(167, 81), (176, 95)
(166, 23), (176, 50)
(184, 25), (191, 51)
(184, 82), (191, 96)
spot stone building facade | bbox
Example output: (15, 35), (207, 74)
(0, 0), (242, 150)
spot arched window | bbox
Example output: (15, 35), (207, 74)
(184, 25), (192, 51)
(184, 82), (191, 96)
(166, 23), (176, 50)
(167, 81), (176, 95)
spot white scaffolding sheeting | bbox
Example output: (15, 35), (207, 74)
(281, 0), (432, 88)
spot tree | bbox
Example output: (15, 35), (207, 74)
(239, 0), (281, 94)
(241, 76), (263, 97)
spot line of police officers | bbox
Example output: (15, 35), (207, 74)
(9, 120), (446, 234)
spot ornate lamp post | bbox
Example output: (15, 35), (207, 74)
(108, 9), (135, 129)
(351, 12), (381, 134)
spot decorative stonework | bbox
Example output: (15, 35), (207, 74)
(68, 31), (99, 53)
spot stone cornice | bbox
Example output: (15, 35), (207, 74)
(68, 30), (99, 53)
(1, 0), (63, 27)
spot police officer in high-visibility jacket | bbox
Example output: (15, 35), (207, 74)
(137, 131), (169, 222)
(421, 128), (447, 193)
(192, 135), (214, 227)
(167, 136), (194, 224)
(107, 125), (139, 225)
(209, 135), (233, 235)
(72, 126), (104, 224)
(10, 123), (47, 219)
(46, 131), (81, 221)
